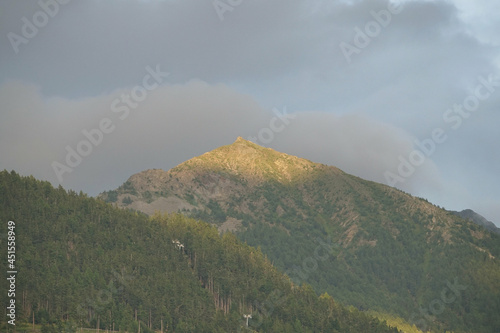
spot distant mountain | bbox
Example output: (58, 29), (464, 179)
(0, 170), (402, 333)
(450, 209), (500, 235)
(102, 137), (500, 333)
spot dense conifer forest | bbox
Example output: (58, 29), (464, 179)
(0, 170), (401, 332)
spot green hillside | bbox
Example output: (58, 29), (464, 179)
(0, 170), (402, 332)
(103, 138), (500, 332)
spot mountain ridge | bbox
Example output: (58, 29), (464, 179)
(450, 209), (500, 234)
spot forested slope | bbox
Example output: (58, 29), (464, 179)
(0, 170), (400, 332)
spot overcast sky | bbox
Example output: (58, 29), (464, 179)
(1, 0), (499, 226)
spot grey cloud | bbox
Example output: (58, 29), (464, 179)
(0, 80), (270, 195)
(0, 80), (443, 201)
(272, 111), (444, 194)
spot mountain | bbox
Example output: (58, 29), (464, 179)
(101, 136), (326, 218)
(0, 170), (402, 333)
(102, 137), (500, 333)
(450, 209), (500, 235)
